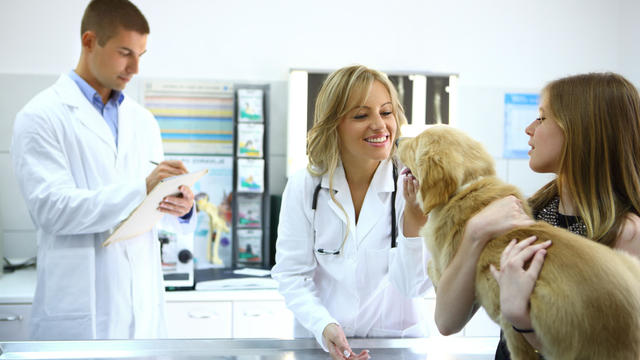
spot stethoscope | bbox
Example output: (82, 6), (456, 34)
(311, 164), (398, 255)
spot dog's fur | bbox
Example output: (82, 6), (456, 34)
(398, 125), (640, 360)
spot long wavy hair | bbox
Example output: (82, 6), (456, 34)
(306, 65), (407, 241)
(529, 72), (640, 246)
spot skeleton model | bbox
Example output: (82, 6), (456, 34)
(195, 194), (230, 265)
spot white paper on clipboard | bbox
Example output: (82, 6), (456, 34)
(103, 169), (208, 246)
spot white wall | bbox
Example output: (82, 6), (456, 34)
(619, 0), (640, 84)
(1, 0), (637, 258)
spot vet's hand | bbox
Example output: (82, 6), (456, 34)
(323, 323), (370, 360)
(465, 195), (534, 247)
(489, 236), (551, 329)
(146, 160), (189, 193)
(158, 185), (195, 218)
(402, 170), (427, 237)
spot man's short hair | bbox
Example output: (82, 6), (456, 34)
(81, 0), (150, 46)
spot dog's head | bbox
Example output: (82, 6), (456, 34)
(397, 125), (496, 214)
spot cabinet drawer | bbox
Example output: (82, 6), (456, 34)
(165, 301), (232, 339)
(0, 304), (31, 341)
(233, 301), (293, 339)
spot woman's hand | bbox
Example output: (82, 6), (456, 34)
(322, 323), (370, 360)
(401, 171), (427, 237)
(465, 195), (534, 248)
(489, 236), (551, 330)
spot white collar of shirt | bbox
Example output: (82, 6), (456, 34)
(319, 159), (396, 195)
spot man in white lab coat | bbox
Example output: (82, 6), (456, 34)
(10, 0), (196, 340)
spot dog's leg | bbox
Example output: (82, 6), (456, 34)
(502, 325), (540, 360)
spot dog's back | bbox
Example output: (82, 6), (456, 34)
(428, 176), (640, 359)
(478, 217), (640, 359)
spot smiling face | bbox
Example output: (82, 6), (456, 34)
(81, 27), (147, 101)
(526, 93), (566, 174)
(337, 80), (397, 170)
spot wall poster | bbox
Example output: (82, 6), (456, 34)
(144, 81), (235, 155)
(503, 93), (540, 158)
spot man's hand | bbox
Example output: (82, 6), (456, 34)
(146, 160), (188, 193)
(159, 185), (194, 217)
(146, 160), (194, 217)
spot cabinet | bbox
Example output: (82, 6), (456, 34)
(232, 300), (293, 338)
(163, 290), (294, 339)
(164, 297), (294, 339)
(164, 301), (233, 339)
(1, 270), (499, 341)
(0, 304), (31, 341)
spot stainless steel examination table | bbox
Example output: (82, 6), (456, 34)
(0, 337), (497, 359)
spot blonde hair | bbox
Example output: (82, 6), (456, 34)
(306, 65), (407, 243)
(307, 65), (406, 176)
(529, 72), (640, 246)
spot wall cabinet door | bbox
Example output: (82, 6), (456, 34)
(0, 304), (31, 341)
(165, 301), (232, 339)
(232, 300), (293, 338)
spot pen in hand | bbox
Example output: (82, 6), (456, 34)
(149, 160), (189, 175)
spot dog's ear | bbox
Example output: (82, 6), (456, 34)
(418, 153), (459, 214)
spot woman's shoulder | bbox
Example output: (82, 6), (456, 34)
(285, 167), (322, 193)
(615, 213), (640, 258)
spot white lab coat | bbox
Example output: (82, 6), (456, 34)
(10, 74), (196, 340)
(271, 160), (432, 349)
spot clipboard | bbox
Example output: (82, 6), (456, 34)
(103, 169), (208, 246)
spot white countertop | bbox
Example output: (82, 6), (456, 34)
(0, 337), (499, 359)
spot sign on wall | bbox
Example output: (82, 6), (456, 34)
(503, 93), (540, 159)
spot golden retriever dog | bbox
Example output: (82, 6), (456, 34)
(397, 125), (640, 360)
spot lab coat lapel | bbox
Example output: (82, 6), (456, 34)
(116, 97), (131, 160)
(321, 165), (356, 237)
(355, 160), (395, 245)
(54, 74), (118, 156)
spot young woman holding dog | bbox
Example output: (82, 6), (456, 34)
(271, 65), (432, 360)
(434, 72), (640, 358)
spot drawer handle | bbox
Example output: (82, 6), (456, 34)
(187, 311), (218, 319)
(0, 314), (23, 322)
(243, 311), (272, 317)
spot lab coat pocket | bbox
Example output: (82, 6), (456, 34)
(44, 248), (94, 316)
(370, 293), (427, 338)
(364, 248), (390, 291)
